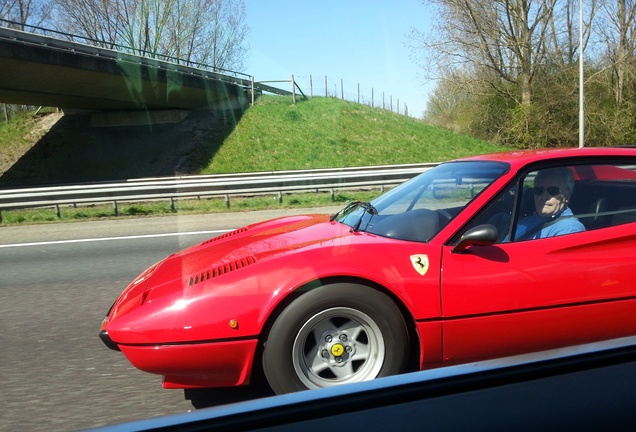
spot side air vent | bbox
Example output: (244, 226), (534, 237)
(201, 227), (249, 245)
(188, 256), (258, 286)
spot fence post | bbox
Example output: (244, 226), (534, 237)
(251, 76), (255, 106)
(357, 83), (360, 104)
(310, 75), (313, 97)
(340, 79), (344, 100)
(291, 74), (296, 103)
(325, 76), (328, 97)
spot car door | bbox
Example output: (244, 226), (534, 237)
(438, 163), (636, 364)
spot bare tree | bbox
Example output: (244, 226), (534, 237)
(597, 0), (636, 105)
(52, 0), (121, 47)
(413, 0), (565, 106)
(162, 0), (248, 70)
(544, 0), (598, 67)
(52, 0), (249, 72)
(114, 0), (174, 56)
(0, 0), (53, 29)
(206, 0), (248, 70)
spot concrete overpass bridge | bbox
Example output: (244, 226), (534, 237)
(0, 25), (296, 118)
(0, 24), (308, 186)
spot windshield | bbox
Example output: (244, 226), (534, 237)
(335, 161), (509, 242)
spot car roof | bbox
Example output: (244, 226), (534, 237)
(454, 147), (636, 169)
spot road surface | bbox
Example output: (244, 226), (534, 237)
(0, 207), (339, 431)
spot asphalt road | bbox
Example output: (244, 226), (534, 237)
(0, 207), (339, 431)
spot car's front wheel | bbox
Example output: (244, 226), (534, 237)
(262, 283), (410, 394)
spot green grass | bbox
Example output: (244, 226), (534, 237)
(203, 96), (505, 173)
(0, 96), (510, 225)
(0, 108), (59, 175)
(0, 113), (35, 172)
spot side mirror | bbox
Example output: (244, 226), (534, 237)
(452, 224), (498, 253)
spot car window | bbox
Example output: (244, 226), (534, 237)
(457, 181), (520, 242)
(335, 161), (508, 242)
(461, 161), (636, 243)
(570, 163), (636, 230)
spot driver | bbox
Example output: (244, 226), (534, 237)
(514, 167), (585, 240)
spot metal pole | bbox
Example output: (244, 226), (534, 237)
(251, 76), (255, 106)
(292, 74), (296, 103)
(579, 0), (585, 148)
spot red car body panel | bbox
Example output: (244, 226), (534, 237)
(101, 147), (636, 389)
(442, 299), (636, 364)
(121, 339), (259, 388)
(107, 216), (444, 344)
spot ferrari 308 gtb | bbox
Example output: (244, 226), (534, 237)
(99, 147), (636, 396)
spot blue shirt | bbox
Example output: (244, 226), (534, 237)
(515, 208), (585, 240)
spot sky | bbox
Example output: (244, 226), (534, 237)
(243, 0), (434, 118)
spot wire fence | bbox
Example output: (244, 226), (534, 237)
(286, 74), (411, 116)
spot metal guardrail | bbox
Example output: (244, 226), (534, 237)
(0, 164), (437, 217)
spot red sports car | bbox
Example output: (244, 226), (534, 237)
(100, 147), (636, 396)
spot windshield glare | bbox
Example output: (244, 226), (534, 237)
(336, 161), (508, 242)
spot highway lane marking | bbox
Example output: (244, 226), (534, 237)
(0, 230), (232, 249)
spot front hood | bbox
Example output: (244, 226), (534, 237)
(160, 213), (338, 283)
(108, 214), (347, 320)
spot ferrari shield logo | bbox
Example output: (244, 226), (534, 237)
(410, 254), (429, 276)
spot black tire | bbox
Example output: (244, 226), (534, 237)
(185, 383), (274, 409)
(262, 283), (410, 394)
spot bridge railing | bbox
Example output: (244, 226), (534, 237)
(0, 21), (306, 103)
(0, 19), (252, 81)
(0, 163), (438, 220)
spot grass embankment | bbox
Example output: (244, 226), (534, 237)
(0, 96), (508, 225)
(205, 96), (502, 173)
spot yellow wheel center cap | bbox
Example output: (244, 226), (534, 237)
(331, 343), (345, 357)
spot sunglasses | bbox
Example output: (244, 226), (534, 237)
(533, 185), (562, 197)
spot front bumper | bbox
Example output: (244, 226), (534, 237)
(115, 338), (259, 389)
(99, 329), (121, 351)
